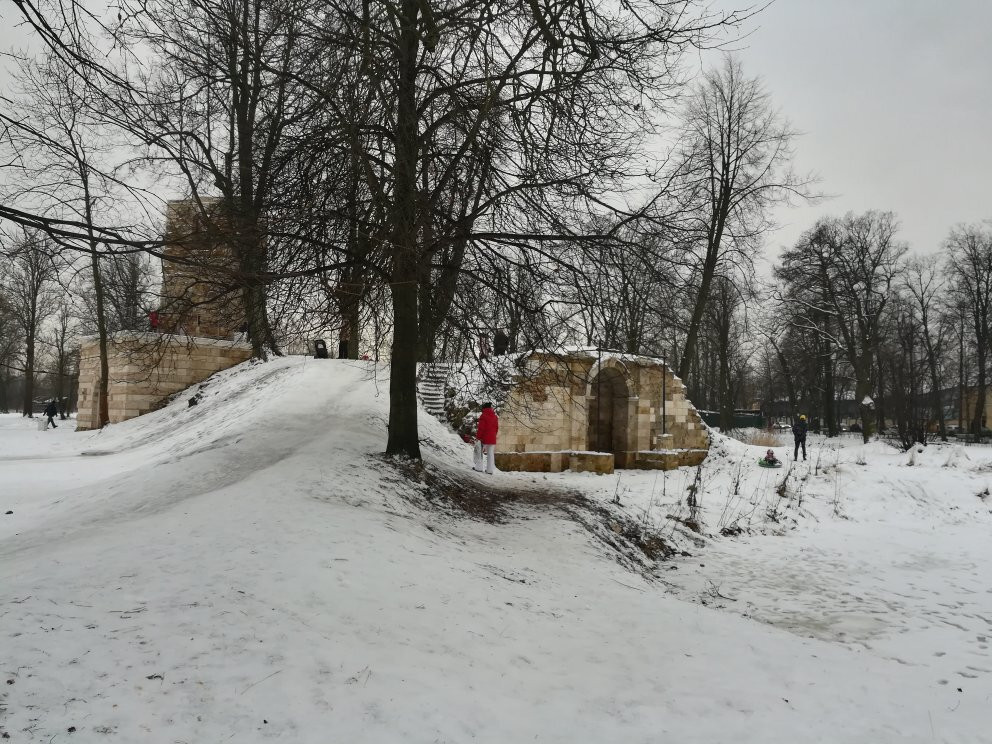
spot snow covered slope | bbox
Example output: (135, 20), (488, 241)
(2, 357), (990, 742)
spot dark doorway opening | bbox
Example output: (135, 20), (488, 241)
(588, 367), (630, 464)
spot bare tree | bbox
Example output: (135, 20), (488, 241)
(43, 299), (78, 417)
(0, 230), (59, 416)
(903, 256), (950, 440)
(560, 217), (681, 355)
(101, 252), (155, 332)
(90, 0), (328, 357)
(769, 275), (841, 434)
(676, 55), (810, 384)
(880, 291), (927, 448)
(0, 291), (21, 412)
(303, 0), (747, 457)
(778, 212), (907, 442)
(708, 273), (752, 430)
(758, 312), (798, 419)
(8, 0), (749, 462)
(1, 47), (150, 427)
(946, 222), (992, 435)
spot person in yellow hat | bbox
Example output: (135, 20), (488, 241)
(792, 414), (808, 460)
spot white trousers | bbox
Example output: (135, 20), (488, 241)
(474, 441), (496, 474)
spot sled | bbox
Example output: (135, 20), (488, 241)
(757, 459), (782, 468)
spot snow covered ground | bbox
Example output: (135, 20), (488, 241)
(2, 357), (990, 742)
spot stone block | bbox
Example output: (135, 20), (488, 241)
(568, 452), (614, 474)
(679, 449), (708, 467)
(614, 451), (637, 469)
(494, 451), (566, 473)
(634, 451), (681, 470)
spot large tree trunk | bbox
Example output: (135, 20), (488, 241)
(855, 372), (872, 444)
(678, 181), (732, 384)
(233, 206), (277, 360)
(388, 274), (421, 458)
(822, 343), (837, 437)
(874, 348), (887, 434)
(770, 341), (797, 417)
(385, 0), (422, 459)
(679, 244), (719, 383)
(22, 328), (35, 417)
(339, 275), (363, 360)
(925, 349), (946, 441)
(717, 311), (733, 431)
(0, 369), (8, 412)
(340, 162), (365, 360)
(90, 249), (111, 429)
(972, 337), (987, 435)
(84, 178), (111, 429)
(417, 239), (467, 363)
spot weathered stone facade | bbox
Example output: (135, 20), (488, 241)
(76, 333), (251, 430)
(159, 198), (245, 339)
(493, 450), (616, 474)
(493, 350), (708, 473)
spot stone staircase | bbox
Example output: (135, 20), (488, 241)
(417, 362), (453, 419)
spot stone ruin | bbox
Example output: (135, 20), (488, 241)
(158, 198), (245, 339)
(488, 349), (709, 474)
(76, 199), (251, 430)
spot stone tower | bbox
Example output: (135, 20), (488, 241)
(160, 198), (245, 338)
(74, 198), (253, 430)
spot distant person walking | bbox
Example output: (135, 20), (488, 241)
(473, 402), (499, 475)
(148, 310), (160, 332)
(44, 400), (59, 430)
(792, 414), (808, 461)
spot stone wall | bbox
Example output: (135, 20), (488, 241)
(495, 350), (708, 471)
(493, 451), (615, 474)
(76, 332), (252, 430)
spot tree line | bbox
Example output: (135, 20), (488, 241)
(0, 229), (154, 415)
(1, 1), (987, 455)
(767, 215), (992, 446)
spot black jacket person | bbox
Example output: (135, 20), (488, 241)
(44, 400), (59, 430)
(792, 415), (808, 460)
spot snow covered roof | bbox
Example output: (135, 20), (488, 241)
(531, 346), (672, 368)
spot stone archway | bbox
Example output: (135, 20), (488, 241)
(587, 366), (630, 462)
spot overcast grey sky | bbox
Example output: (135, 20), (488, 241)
(706, 0), (992, 261)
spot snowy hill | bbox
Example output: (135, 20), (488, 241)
(2, 357), (991, 742)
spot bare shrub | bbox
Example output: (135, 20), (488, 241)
(730, 428), (785, 447)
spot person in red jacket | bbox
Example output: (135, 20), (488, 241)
(473, 402), (499, 474)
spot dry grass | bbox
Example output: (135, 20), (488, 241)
(733, 429), (786, 447)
